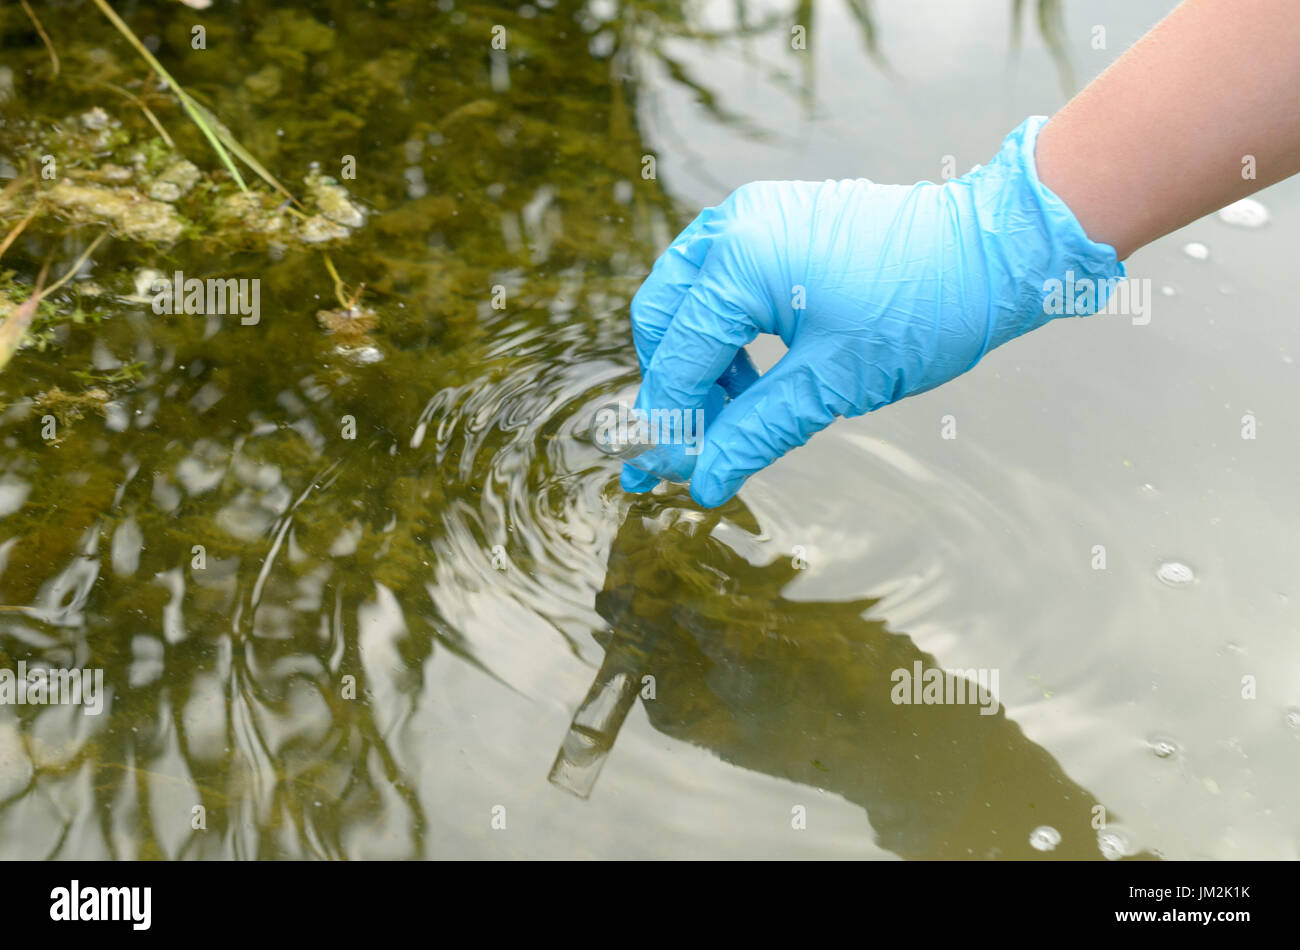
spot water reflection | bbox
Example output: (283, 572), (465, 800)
(0, 0), (1265, 859)
(554, 498), (1149, 859)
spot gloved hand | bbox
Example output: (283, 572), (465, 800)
(624, 115), (1126, 507)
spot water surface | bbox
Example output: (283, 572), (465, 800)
(1, 0), (1297, 859)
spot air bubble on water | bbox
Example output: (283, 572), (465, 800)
(1149, 736), (1180, 759)
(1217, 197), (1270, 228)
(1156, 561), (1195, 586)
(1182, 242), (1209, 260)
(1098, 827), (1135, 861)
(1140, 482), (1158, 496)
(1029, 825), (1061, 852)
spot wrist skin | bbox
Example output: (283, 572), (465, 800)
(1033, 0), (1300, 263)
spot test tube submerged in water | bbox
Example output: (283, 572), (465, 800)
(547, 652), (642, 799)
(589, 385), (727, 483)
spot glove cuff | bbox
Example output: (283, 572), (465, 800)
(973, 115), (1128, 356)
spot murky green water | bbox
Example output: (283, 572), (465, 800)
(1, 0), (1297, 859)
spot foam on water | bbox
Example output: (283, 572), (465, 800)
(1156, 561), (1196, 586)
(1217, 197), (1270, 228)
(1029, 825), (1061, 852)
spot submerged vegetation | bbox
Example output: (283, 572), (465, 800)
(0, 0), (688, 857)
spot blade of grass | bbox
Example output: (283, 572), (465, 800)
(321, 253), (350, 309)
(0, 176), (29, 207)
(101, 82), (176, 148)
(88, 0), (248, 190)
(20, 0), (59, 78)
(42, 230), (110, 298)
(186, 98), (298, 205)
(0, 260), (50, 373)
(0, 206), (39, 263)
(0, 231), (109, 373)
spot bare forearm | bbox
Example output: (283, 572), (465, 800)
(1036, 0), (1300, 260)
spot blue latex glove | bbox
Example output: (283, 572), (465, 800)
(623, 115), (1126, 507)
